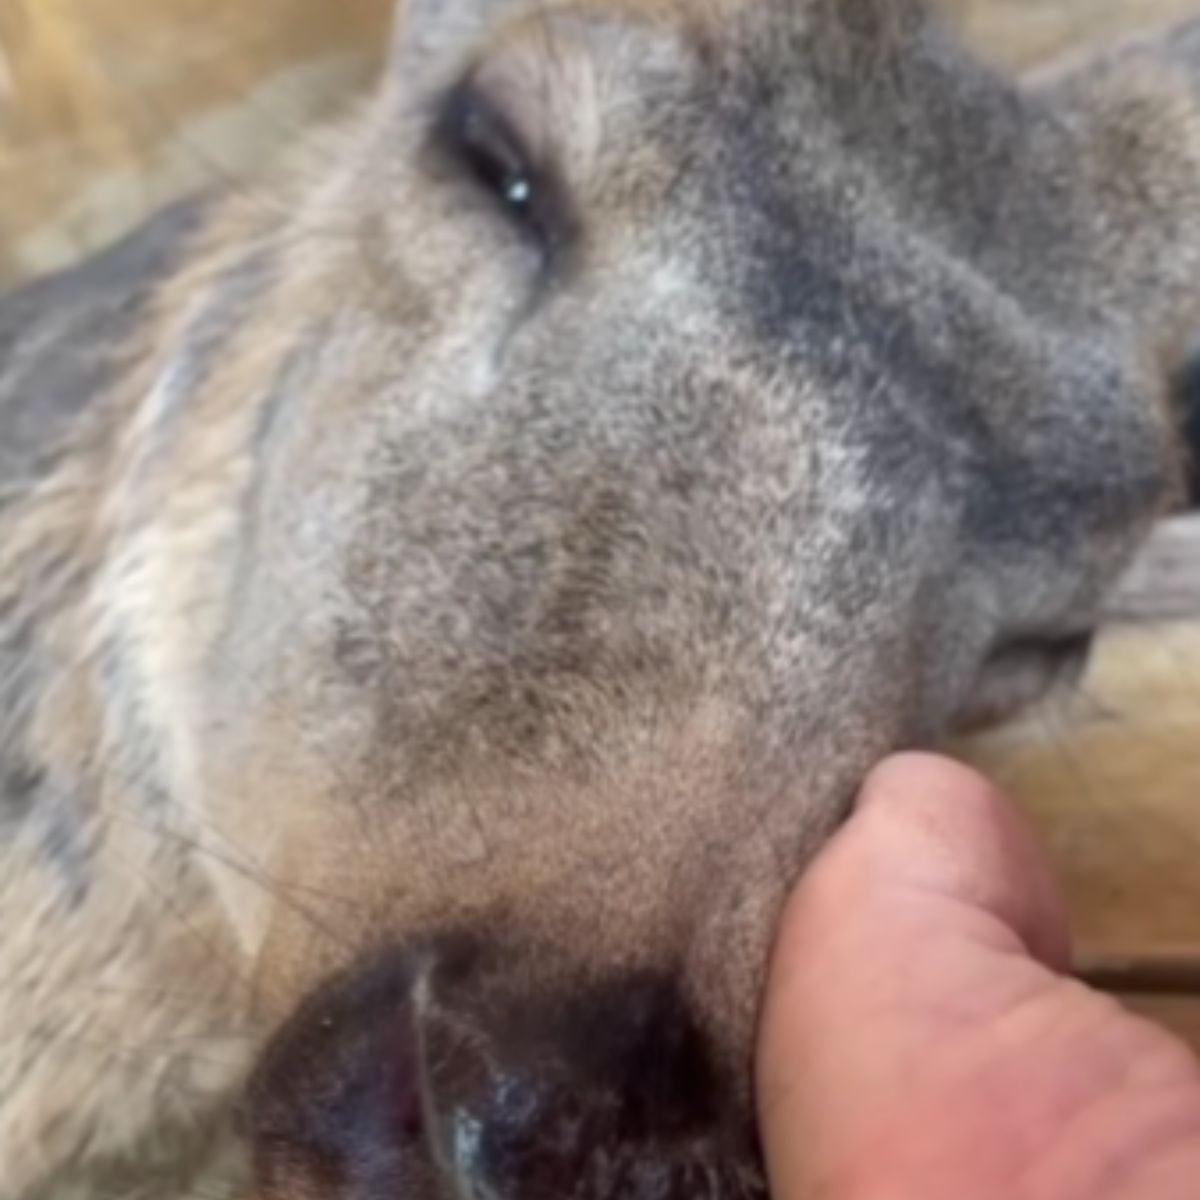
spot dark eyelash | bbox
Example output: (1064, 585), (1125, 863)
(439, 83), (546, 238)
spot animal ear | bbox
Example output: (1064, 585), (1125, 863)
(1026, 22), (1200, 371)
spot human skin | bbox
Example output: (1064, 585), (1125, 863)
(756, 753), (1200, 1200)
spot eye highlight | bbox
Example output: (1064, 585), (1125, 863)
(432, 81), (571, 252)
(435, 83), (565, 249)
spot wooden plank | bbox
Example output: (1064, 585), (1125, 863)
(0, 0), (390, 282)
(1081, 952), (1200, 997)
(941, 0), (1200, 68)
(955, 620), (1200, 1054)
(954, 622), (1200, 960)
(963, 623), (1200, 954)
(1122, 995), (1200, 1057)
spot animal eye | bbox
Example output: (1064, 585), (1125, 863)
(442, 86), (541, 232)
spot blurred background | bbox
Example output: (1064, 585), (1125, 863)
(1, 0), (1198, 1042)
(0, 0), (385, 283)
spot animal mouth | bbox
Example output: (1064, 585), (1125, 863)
(994, 630), (1095, 680)
(957, 628), (1096, 732)
(241, 939), (766, 1200)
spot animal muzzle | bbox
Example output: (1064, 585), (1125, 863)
(242, 936), (766, 1200)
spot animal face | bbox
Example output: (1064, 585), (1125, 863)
(3, 1), (1197, 1197)
(213, 2), (1184, 1192)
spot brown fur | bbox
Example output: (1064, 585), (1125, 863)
(3, 2), (1200, 1197)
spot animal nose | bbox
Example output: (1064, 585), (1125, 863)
(241, 938), (766, 1199)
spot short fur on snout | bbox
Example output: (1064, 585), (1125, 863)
(3, 1), (1200, 1197)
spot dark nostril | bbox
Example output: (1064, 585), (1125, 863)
(552, 972), (723, 1134)
(1186, 392), (1200, 507)
(396, 1043), (425, 1141)
(1170, 346), (1200, 507)
(241, 947), (439, 1198)
(242, 942), (765, 1200)
(419, 969), (760, 1200)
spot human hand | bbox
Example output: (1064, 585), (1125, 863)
(757, 753), (1200, 1200)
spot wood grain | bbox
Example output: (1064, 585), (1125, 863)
(954, 622), (1200, 969)
(1123, 995), (1200, 1053)
(942, 0), (1200, 67)
(0, 0), (389, 281)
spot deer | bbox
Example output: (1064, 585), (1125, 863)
(2, 0), (1199, 1196)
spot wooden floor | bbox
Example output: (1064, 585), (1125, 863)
(954, 621), (1200, 1049)
(2, 0), (1199, 1052)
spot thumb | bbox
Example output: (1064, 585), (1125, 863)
(815, 751), (1071, 972)
(755, 752), (1072, 1198)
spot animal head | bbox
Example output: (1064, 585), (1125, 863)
(4, 1), (1199, 1197)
